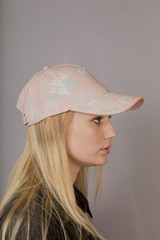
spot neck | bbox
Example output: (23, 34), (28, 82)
(69, 162), (81, 184)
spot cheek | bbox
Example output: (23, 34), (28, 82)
(66, 126), (100, 159)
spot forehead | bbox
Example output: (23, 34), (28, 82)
(73, 112), (105, 119)
(74, 112), (94, 117)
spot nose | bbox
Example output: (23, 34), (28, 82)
(104, 120), (117, 140)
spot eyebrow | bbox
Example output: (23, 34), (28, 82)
(92, 114), (113, 118)
(88, 114), (100, 118)
(88, 114), (106, 118)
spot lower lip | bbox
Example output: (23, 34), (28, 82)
(100, 148), (110, 154)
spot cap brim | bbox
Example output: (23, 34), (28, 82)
(71, 92), (145, 116)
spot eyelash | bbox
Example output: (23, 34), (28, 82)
(93, 115), (112, 124)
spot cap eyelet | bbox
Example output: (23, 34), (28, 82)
(22, 114), (28, 126)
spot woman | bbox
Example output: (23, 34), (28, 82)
(0, 64), (144, 240)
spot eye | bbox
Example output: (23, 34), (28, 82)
(93, 116), (103, 124)
(93, 115), (112, 124)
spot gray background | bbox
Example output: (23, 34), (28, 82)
(0, 0), (159, 240)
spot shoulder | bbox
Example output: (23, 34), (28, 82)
(0, 191), (64, 240)
(15, 213), (63, 240)
(0, 189), (97, 240)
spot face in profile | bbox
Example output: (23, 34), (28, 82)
(66, 112), (117, 176)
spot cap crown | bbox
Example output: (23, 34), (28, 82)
(16, 64), (110, 126)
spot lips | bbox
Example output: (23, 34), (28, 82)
(101, 145), (111, 150)
(100, 145), (111, 155)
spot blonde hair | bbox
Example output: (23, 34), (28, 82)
(0, 110), (106, 240)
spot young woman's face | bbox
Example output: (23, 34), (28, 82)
(66, 112), (117, 177)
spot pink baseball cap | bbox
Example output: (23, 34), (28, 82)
(16, 64), (145, 127)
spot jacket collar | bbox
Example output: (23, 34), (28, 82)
(73, 186), (93, 218)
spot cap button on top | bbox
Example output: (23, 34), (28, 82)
(43, 66), (50, 70)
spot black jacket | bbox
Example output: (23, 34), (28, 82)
(0, 187), (100, 240)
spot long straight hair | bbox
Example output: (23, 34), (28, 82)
(0, 110), (105, 240)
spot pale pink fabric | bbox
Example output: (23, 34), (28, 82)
(16, 64), (144, 126)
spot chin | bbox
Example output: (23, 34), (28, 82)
(93, 156), (108, 166)
(99, 159), (108, 165)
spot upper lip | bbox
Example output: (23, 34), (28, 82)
(101, 145), (111, 149)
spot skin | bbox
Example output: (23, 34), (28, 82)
(66, 112), (118, 183)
